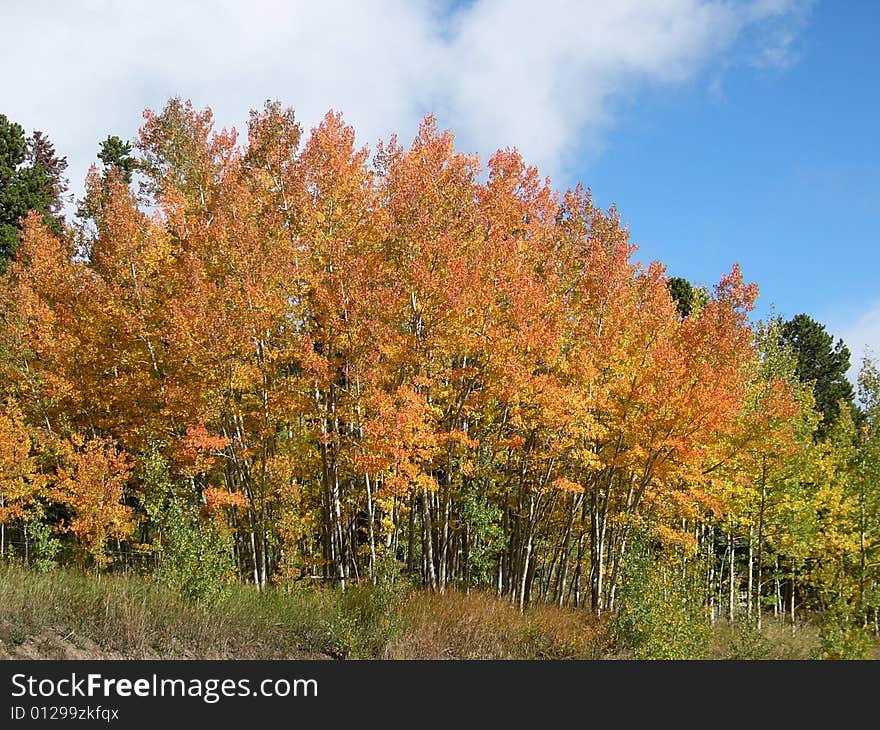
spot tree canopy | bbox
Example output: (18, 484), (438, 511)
(0, 100), (876, 658)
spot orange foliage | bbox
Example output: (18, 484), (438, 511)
(0, 98), (803, 590)
(54, 438), (135, 564)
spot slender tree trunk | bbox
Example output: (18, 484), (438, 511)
(728, 531), (735, 622)
(858, 480), (867, 623)
(365, 473), (377, 582)
(707, 525), (716, 625)
(248, 524), (261, 588)
(461, 516), (470, 593)
(774, 556), (781, 619)
(756, 466), (766, 631)
(438, 479), (451, 593)
(519, 531), (533, 611)
(556, 496), (578, 606)
(590, 491), (608, 614)
(421, 488), (437, 590)
(406, 493), (416, 574)
(332, 476), (346, 591)
(571, 534), (586, 609)
(747, 524), (754, 620)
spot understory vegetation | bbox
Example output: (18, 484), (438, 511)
(3, 563), (863, 660)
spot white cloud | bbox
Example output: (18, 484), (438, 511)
(0, 0), (810, 204)
(837, 300), (880, 385)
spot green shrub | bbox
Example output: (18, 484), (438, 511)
(140, 446), (236, 604)
(722, 620), (774, 660)
(24, 518), (61, 573)
(613, 538), (711, 659)
(154, 499), (237, 604)
(818, 602), (873, 660)
(324, 581), (403, 658)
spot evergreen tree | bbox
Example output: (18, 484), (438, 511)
(781, 313), (855, 438)
(667, 276), (709, 318)
(27, 130), (68, 216)
(668, 276), (694, 317)
(0, 114), (67, 265)
(98, 135), (137, 184)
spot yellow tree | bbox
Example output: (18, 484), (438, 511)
(0, 400), (46, 556)
(54, 437), (134, 566)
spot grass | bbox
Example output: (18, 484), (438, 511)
(708, 616), (821, 660)
(0, 563), (610, 659)
(0, 563), (871, 660)
(0, 564), (339, 659)
(387, 590), (610, 659)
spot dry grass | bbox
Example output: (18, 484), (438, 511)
(388, 590), (610, 659)
(708, 617), (822, 660)
(0, 564), (336, 659)
(2, 564), (876, 660)
(0, 564), (612, 660)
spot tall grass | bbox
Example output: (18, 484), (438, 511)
(388, 590), (610, 659)
(0, 563), (857, 660)
(0, 564), (612, 659)
(0, 564), (338, 658)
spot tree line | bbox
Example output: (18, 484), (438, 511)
(0, 101), (877, 655)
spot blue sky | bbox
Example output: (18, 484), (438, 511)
(1, 0), (876, 367)
(586, 1), (879, 363)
